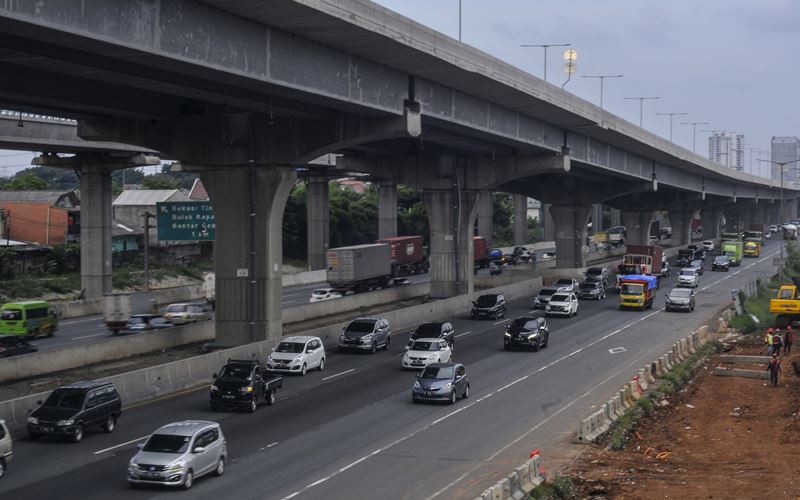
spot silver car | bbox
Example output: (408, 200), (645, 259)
(128, 420), (226, 490)
(0, 419), (11, 479)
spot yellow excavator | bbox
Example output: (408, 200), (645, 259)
(770, 277), (800, 327)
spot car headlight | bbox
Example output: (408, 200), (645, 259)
(427, 354), (437, 360)
(361, 334), (373, 342)
(528, 332), (539, 339)
(504, 332), (512, 338)
(413, 381), (420, 389)
(27, 417), (38, 425)
(239, 386), (253, 394)
(210, 384), (219, 392)
(56, 419), (74, 427)
(444, 382), (452, 390)
(166, 463), (184, 472)
(293, 355), (303, 364)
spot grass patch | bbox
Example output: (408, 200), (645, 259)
(530, 475), (578, 500)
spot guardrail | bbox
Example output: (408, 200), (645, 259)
(0, 109), (76, 123)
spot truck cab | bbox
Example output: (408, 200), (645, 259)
(618, 274), (658, 311)
(210, 359), (282, 412)
(743, 240), (761, 258)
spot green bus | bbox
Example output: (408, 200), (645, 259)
(0, 301), (59, 338)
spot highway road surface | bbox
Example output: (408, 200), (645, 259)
(0, 239), (780, 499)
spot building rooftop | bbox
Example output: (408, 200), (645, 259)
(113, 189), (190, 206)
(0, 190), (78, 208)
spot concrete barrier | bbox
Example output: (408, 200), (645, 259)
(714, 366), (769, 379)
(281, 269), (326, 287)
(54, 285), (205, 319)
(719, 355), (771, 364)
(474, 453), (545, 500)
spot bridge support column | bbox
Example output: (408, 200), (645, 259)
(621, 210), (653, 246)
(593, 204), (604, 232)
(670, 211), (694, 247)
(701, 210), (721, 241)
(476, 191), (493, 244)
(423, 189), (479, 298)
(377, 181), (398, 239)
(80, 167), (113, 299)
(610, 208), (621, 227)
(306, 174), (330, 270)
(783, 198), (799, 221)
(200, 167), (296, 346)
(514, 194), (528, 246)
(549, 204), (591, 269)
(542, 203), (555, 242)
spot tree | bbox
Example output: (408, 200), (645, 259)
(397, 184), (429, 245)
(111, 168), (145, 187)
(142, 174), (181, 190)
(491, 193), (514, 246)
(13, 166), (78, 190)
(282, 183), (308, 261)
(6, 172), (48, 191)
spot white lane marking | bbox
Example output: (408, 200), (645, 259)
(321, 369), (355, 381)
(71, 333), (107, 341)
(493, 319), (511, 325)
(61, 317), (103, 326)
(260, 442), (280, 451)
(455, 331), (472, 338)
(93, 435), (149, 455)
(282, 292), (303, 298)
(609, 347), (626, 354)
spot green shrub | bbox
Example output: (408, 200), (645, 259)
(530, 475), (578, 500)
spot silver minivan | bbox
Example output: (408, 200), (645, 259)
(128, 420), (226, 490)
(0, 419), (11, 479)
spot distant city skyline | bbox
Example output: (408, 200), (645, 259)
(771, 136), (800, 182)
(708, 132), (744, 171)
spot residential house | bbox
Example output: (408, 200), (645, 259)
(0, 190), (80, 245)
(113, 189), (190, 245)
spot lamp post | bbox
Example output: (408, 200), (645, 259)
(458, 0), (462, 41)
(756, 158), (800, 280)
(656, 112), (688, 142)
(623, 96), (659, 127)
(520, 43), (571, 82)
(680, 121), (709, 153)
(581, 74), (623, 110)
(561, 49), (578, 89)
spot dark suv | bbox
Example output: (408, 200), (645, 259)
(338, 317), (392, 353)
(28, 382), (121, 442)
(0, 335), (37, 357)
(409, 322), (455, 349)
(210, 359), (282, 413)
(471, 294), (506, 320)
(504, 314), (549, 351)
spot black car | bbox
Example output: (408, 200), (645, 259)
(0, 335), (37, 357)
(210, 359), (282, 412)
(411, 363), (469, 404)
(504, 314), (549, 351)
(578, 281), (606, 300)
(676, 249), (695, 267)
(665, 287), (695, 312)
(125, 314), (173, 333)
(712, 255), (730, 271)
(471, 294), (506, 320)
(409, 322), (455, 349)
(27, 381), (122, 442)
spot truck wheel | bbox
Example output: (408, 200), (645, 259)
(371, 343), (377, 355)
(248, 398), (257, 413)
(267, 390), (276, 406)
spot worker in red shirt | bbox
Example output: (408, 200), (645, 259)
(784, 325), (794, 355)
(767, 352), (782, 387)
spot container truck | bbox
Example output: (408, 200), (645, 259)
(743, 240), (761, 258)
(783, 224), (798, 240)
(327, 244), (392, 294)
(104, 292), (154, 335)
(375, 236), (429, 277)
(618, 274), (658, 311)
(616, 245), (664, 289)
(721, 240), (743, 266)
(473, 236), (490, 269)
(744, 224), (766, 244)
(607, 226), (626, 247)
(202, 271), (215, 309)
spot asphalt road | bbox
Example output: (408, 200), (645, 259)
(0, 239), (780, 499)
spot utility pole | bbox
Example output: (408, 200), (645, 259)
(142, 211), (154, 291)
(520, 43), (571, 82)
(623, 96), (659, 127)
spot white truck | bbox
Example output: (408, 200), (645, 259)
(202, 271), (215, 309)
(327, 244), (392, 294)
(104, 292), (154, 335)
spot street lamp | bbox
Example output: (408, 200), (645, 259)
(756, 157), (800, 280)
(581, 74), (623, 110)
(561, 49), (578, 89)
(458, 0), (462, 41)
(656, 112), (688, 142)
(520, 43), (571, 82)
(623, 96), (659, 127)
(680, 121), (709, 153)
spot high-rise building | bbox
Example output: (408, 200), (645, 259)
(771, 137), (800, 182)
(708, 132), (744, 171)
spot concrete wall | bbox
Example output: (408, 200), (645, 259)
(281, 269), (326, 287)
(0, 276), (543, 433)
(0, 202), (70, 244)
(55, 285), (205, 319)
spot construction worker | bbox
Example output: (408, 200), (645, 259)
(773, 330), (783, 356)
(785, 325), (794, 355)
(767, 352), (782, 387)
(765, 328), (775, 356)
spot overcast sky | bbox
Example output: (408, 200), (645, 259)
(2, 0), (797, 178)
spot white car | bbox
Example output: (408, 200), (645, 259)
(401, 338), (452, 370)
(545, 292), (579, 317)
(309, 288), (342, 303)
(701, 240), (715, 252)
(266, 336), (326, 375)
(765, 232), (772, 240)
(769, 225), (778, 233)
(553, 278), (580, 293)
(677, 268), (700, 288)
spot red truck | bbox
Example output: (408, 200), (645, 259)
(375, 236), (429, 277)
(617, 245), (665, 289)
(473, 236), (490, 269)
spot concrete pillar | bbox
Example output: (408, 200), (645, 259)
(475, 191), (493, 244)
(200, 167), (296, 346)
(670, 211), (693, 246)
(610, 208), (622, 227)
(701, 210), (721, 240)
(542, 203), (555, 242)
(592, 204), (604, 232)
(80, 167), (113, 298)
(306, 175), (330, 270)
(549, 204), (591, 269)
(514, 194), (528, 246)
(783, 198), (799, 221)
(377, 181), (398, 239)
(621, 210), (653, 246)
(423, 189), (480, 298)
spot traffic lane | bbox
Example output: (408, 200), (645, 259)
(280, 273), (432, 307)
(277, 246), (781, 500)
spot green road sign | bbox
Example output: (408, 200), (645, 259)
(156, 201), (216, 241)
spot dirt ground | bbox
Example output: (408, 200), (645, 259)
(567, 334), (800, 499)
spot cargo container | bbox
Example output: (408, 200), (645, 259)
(327, 244), (392, 293)
(375, 236), (428, 277)
(104, 292), (154, 335)
(617, 245), (664, 289)
(473, 236), (489, 268)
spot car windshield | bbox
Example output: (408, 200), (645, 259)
(419, 366), (455, 379)
(218, 364), (252, 380)
(538, 289), (557, 297)
(166, 305), (186, 313)
(127, 317), (145, 325)
(510, 318), (538, 329)
(0, 309), (22, 321)
(475, 295), (498, 307)
(621, 284), (643, 295)
(670, 289), (692, 298)
(151, 318), (168, 326)
(414, 324), (441, 336)
(275, 342), (305, 353)
(586, 268), (601, 275)
(551, 294), (568, 302)
(346, 320), (376, 333)
(42, 389), (84, 410)
(691, 261), (702, 267)
(715, 257), (728, 263)
(142, 434), (192, 454)
(680, 270), (695, 276)
(556, 280), (573, 286)
(312, 289), (330, 296)
(410, 341), (438, 352)
(580, 284), (596, 290)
